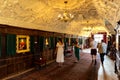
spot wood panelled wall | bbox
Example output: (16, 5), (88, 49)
(0, 24), (78, 79)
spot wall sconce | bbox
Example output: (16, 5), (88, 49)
(45, 38), (49, 46)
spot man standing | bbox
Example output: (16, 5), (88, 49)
(90, 37), (97, 65)
(97, 40), (107, 65)
(101, 40), (107, 55)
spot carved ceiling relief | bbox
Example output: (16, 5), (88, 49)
(116, 9), (120, 22)
(47, 0), (85, 9)
(114, 0), (120, 6)
(0, 0), (120, 36)
(94, 1), (119, 32)
(0, 1), (32, 21)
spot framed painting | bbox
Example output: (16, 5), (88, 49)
(16, 35), (30, 53)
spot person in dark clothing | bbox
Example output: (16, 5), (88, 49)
(106, 37), (112, 55)
(110, 41), (118, 73)
(97, 40), (107, 65)
(97, 43), (104, 64)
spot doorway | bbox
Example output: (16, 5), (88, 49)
(94, 34), (103, 43)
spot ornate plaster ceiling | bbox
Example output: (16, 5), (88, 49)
(0, 0), (119, 37)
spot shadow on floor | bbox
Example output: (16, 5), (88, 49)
(8, 52), (100, 80)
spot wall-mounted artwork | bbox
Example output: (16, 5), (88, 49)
(16, 35), (30, 53)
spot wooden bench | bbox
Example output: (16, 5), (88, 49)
(65, 46), (73, 57)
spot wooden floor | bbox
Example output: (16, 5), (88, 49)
(97, 55), (118, 80)
(3, 49), (120, 80)
(82, 49), (119, 80)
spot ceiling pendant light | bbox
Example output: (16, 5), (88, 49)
(58, 1), (74, 22)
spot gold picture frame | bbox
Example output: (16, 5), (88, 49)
(16, 35), (30, 53)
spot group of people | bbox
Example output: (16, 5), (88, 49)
(55, 38), (81, 67)
(90, 37), (107, 65)
(55, 37), (117, 75)
(90, 37), (118, 74)
(55, 37), (110, 66)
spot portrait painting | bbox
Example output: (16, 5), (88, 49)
(16, 35), (30, 53)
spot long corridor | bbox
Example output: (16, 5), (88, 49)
(4, 49), (119, 80)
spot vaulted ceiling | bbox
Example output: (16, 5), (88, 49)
(0, 0), (120, 37)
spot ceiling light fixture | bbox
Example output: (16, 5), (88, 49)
(58, 1), (74, 22)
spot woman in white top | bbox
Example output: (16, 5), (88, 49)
(56, 38), (64, 67)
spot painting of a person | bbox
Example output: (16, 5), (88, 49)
(19, 38), (26, 50)
(56, 38), (64, 67)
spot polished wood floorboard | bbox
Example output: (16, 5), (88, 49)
(7, 49), (99, 80)
(4, 49), (119, 80)
(82, 49), (119, 80)
(97, 55), (118, 80)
